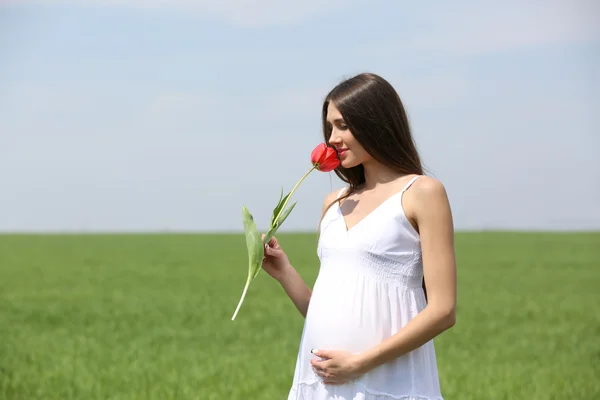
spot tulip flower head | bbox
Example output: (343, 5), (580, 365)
(231, 143), (341, 321)
(311, 143), (340, 172)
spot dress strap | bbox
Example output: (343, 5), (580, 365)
(336, 186), (349, 199)
(401, 175), (420, 194)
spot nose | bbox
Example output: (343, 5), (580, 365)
(328, 130), (342, 146)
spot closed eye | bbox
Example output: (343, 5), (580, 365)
(327, 118), (348, 130)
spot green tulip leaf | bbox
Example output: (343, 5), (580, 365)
(263, 201), (297, 247)
(271, 190), (291, 227)
(231, 205), (264, 321)
(270, 188), (284, 226)
(275, 202), (297, 229)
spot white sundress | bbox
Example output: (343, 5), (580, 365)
(287, 176), (444, 400)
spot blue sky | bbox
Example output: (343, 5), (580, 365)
(1, 0), (599, 232)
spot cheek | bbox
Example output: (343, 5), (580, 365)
(341, 139), (367, 167)
(343, 132), (358, 148)
(346, 137), (367, 158)
(355, 146), (374, 165)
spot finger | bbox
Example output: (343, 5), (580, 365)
(311, 348), (330, 359)
(311, 348), (320, 356)
(311, 363), (325, 373)
(319, 372), (341, 384)
(266, 245), (284, 257)
(310, 358), (326, 369)
(323, 379), (345, 385)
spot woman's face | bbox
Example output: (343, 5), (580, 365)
(326, 101), (372, 169)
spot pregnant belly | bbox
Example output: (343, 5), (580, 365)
(302, 284), (385, 354)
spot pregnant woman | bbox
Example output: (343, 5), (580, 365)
(262, 72), (457, 400)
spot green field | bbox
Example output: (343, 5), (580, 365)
(0, 232), (598, 399)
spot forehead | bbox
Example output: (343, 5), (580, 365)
(326, 102), (343, 120)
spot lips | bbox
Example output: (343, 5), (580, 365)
(336, 148), (348, 155)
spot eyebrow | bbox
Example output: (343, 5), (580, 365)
(327, 117), (345, 124)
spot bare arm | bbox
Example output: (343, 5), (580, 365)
(355, 177), (457, 372)
(272, 189), (340, 318)
(277, 264), (313, 317)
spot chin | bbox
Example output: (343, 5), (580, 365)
(341, 159), (359, 169)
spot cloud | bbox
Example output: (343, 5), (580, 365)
(3, 0), (351, 27)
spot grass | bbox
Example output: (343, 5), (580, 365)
(0, 232), (598, 399)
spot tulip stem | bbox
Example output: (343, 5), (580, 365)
(231, 276), (251, 321)
(273, 165), (316, 226)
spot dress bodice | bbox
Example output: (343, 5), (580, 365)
(317, 177), (423, 288)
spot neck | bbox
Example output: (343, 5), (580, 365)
(361, 159), (406, 190)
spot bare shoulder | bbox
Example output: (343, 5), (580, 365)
(404, 176), (451, 221)
(322, 188), (342, 215)
(322, 188), (342, 211)
(412, 175), (449, 200)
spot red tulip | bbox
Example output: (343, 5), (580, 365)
(233, 142), (341, 320)
(310, 143), (340, 172)
(268, 143), (340, 230)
